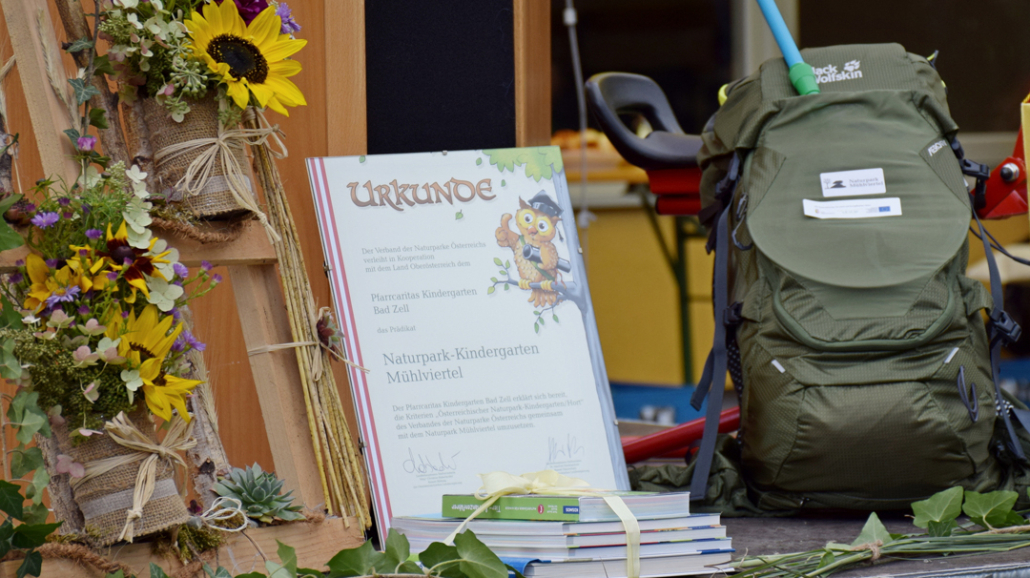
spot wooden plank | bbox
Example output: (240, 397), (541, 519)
(513, 0), (551, 147)
(0, 0), (79, 182)
(0, 517), (364, 578)
(325, 0), (366, 156)
(226, 263), (324, 509)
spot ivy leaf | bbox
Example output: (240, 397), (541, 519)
(454, 531), (508, 578)
(89, 107), (109, 130)
(376, 529), (411, 574)
(26, 468), (49, 505)
(276, 540), (298, 574)
(912, 486), (963, 529)
(0, 519), (13, 558)
(16, 550), (42, 578)
(14, 409), (48, 444)
(149, 563), (170, 578)
(851, 513), (893, 548)
(0, 480), (23, 520)
(63, 128), (81, 145)
(963, 490), (1019, 529)
(92, 54), (114, 76)
(297, 569), (325, 578)
(65, 37), (94, 53)
(1000, 510), (1027, 527)
(0, 294), (25, 330)
(419, 541), (463, 578)
(0, 192), (19, 214)
(263, 560), (294, 578)
(204, 565), (232, 578)
(10, 447), (44, 478)
(106, 572), (126, 578)
(397, 561), (422, 574)
(0, 338), (22, 380)
(68, 77), (100, 105)
(12, 522), (61, 549)
(21, 504), (48, 526)
(927, 519), (957, 537)
(326, 540), (376, 577)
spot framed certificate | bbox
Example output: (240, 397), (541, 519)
(306, 147), (628, 540)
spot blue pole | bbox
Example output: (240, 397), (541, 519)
(754, 0), (819, 95)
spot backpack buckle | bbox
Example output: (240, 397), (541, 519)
(960, 158), (991, 210)
(990, 309), (1022, 346)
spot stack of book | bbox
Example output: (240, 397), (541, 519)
(392, 491), (732, 578)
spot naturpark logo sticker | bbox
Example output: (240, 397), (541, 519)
(812, 60), (862, 84)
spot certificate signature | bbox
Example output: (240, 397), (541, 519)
(403, 448), (460, 475)
(548, 434), (585, 462)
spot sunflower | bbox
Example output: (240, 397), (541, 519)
(184, 1), (307, 116)
(23, 254), (85, 312)
(138, 356), (202, 422)
(117, 304), (184, 367)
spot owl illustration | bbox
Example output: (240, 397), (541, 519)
(495, 192), (563, 307)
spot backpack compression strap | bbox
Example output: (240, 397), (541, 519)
(688, 206), (731, 501)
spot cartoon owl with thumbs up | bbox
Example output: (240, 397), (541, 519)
(495, 192), (563, 307)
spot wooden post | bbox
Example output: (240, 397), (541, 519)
(325, 1), (366, 157)
(0, 0), (79, 181)
(514, 0), (551, 147)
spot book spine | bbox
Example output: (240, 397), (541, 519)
(442, 496), (583, 521)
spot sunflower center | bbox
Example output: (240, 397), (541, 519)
(131, 344), (155, 358)
(208, 34), (268, 83)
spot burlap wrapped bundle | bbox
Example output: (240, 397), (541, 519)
(142, 95), (253, 219)
(57, 411), (194, 546)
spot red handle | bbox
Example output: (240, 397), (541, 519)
(621, 406), (740, 464)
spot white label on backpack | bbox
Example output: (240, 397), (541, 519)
(819, 168), (886, 197)
(803, 198), (902, 219)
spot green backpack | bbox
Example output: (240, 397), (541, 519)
(689, 43), (1030, 511)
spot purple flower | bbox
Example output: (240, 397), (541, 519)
(14, 259), (23, 267)
(44, 286), (80, 306)
(121, 310), (129, 318)
(57, 197), (71, 206)
(170, 307), (180, 321)
(78, 304), (90, 315)
(106, 271), (119, 281)
(211, 274), (222, 285)
(183, 328), (206, 352)
(277, 2), (300, 33)
(173, 262), (189, 278)
(219, 0), (267, 23)
(86, 228), (102, 240)
(15, 201), (34, 213)
(45, 259), (59, 268)
(201, 260), (213, 272)
(8, 272), (22, 284)
(171, 337), (185, 353)
(81, 203), (91, 215)
(62, 212), (73, 220)
(77, 136), (96, 151)
(30, 211), (59, 229)
(79, 249), (88, 256)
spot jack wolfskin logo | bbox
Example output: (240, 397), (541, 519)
(830, 180), (846, 188)
(813, 60), (862, 84)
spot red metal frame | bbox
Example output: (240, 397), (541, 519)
(621, 407), (740, 464)
(979, 128), (1028, 219)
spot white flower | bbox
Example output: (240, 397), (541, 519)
(21, 314), (40, 325)
(125, 11), (143, 28)
(145, 274), (184, 312)
(98, 337), (126, 364)
(46, 310), (72, 329)
(126, 164), (147, 183)
(120, 369), (143, 403)
(81, 381), (99, 403)
(77, 165), (101, 189)
(77, 318), (106, 336)
(72, 346), (99, 368)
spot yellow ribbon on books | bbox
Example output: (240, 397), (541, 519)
(444, 470), (641, 578)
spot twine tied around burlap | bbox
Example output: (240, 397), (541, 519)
(153, 108), (286, 244)
(70, 412), (196, 543)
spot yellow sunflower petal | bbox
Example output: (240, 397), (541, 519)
(25, 254), (50, 284)
(269, 59), (302, 78)
(226, 80), (251, 109)
(144, 384), (173, 421)
(139, 357), (162, 381)
(247, 7), (280, 49)
(217, 0), (244, 37)
(265, 95), (288, 116)
(248, 82), (274, 107)
(261, 37), (307, 63)
(203, 2), (223, 34)
(114, 221), (128, 242)
(263, 74), (306, 106)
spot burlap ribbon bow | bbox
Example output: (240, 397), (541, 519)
(444, 470), (641, 578)
(71, 412), (196, 543)
(153, 108), (287, 243)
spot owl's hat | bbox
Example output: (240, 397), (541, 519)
(528, 191), (563, 219)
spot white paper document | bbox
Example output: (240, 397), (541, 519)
(306, 147), (627, 541)
(803, 197), (902, 219)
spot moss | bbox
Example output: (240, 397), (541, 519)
(175, 523), (226, 564)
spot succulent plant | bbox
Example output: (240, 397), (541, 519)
(213, 463), (305, 524)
